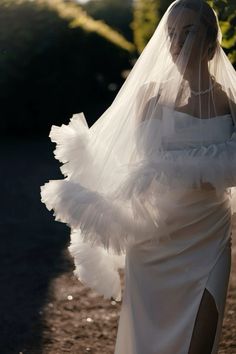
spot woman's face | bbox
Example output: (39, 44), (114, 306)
(167, 8), (209, 70)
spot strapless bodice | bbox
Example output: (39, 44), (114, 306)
(137, 108), (234, 154)
(171, 110), (233, 144)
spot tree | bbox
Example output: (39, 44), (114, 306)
(0, 0), (134, 136)
(131, 0), (159, 53)
(208, 0), (236, 66)
(132, 0), (236, 67)
(81, 0), (134, 42)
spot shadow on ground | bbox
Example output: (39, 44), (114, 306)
(0, 137), (72, 354)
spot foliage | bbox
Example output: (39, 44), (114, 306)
(0, 0), (133, 136)
(208, 0), (236, 66)
(41, 0), (134, 52)
(132, 0), (236, 67)
(131, 0), (159, 53)
(81, 0), (134, 42)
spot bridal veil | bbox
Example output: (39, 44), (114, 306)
(41, 0), (236, 300)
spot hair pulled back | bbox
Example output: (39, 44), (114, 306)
(171, 0), (219, 59)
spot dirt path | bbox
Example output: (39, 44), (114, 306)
(41, 245), (236, 354)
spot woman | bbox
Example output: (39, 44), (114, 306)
(41, 0), (236, 353)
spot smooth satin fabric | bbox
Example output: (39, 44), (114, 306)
(114, 115), (233, 354)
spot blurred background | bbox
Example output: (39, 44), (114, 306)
(0, 0), (235, 136)
(1, 0), (236, 353)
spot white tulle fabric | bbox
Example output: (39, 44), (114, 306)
(69, 229), (125, 300)
(40, 0), (236, 300)
(41, 110), (236, 300)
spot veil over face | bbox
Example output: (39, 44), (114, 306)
(41, 0), (236, 273)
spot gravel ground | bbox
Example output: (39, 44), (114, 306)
(40, 250), (236, 354)
(1, 138), (235, 354)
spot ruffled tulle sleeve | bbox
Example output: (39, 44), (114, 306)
(41, 113), (129, 300)
(40, 113), (236, 300)
(41, 113), (168, 300)
(170, 122), (236, 213)
(157, 124), (236, 190)
(127, 117), (236, 214)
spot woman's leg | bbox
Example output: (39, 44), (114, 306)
(188, 240), (231, 354)
(188, 288), (218, 354)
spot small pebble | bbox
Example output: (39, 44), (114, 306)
(228, 310), (235, 315)
(86, 317), (93, 323)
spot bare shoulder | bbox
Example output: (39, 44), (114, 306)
(213, 82), (232, 115)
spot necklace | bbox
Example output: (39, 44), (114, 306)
(190, 80), (215, 96)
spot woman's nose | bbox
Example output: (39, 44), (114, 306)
(172, 34), (184, 51)
(173, 34), (184, 49)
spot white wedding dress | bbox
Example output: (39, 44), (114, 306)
(41, 110), (235, 354)
(114, 111), (233, 354)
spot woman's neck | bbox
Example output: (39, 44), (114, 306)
(185, 62), (212, 92)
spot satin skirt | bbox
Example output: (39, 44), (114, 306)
(114, 189), (232, 354)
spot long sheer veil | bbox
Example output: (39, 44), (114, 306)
(41, 0), (236, 300)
